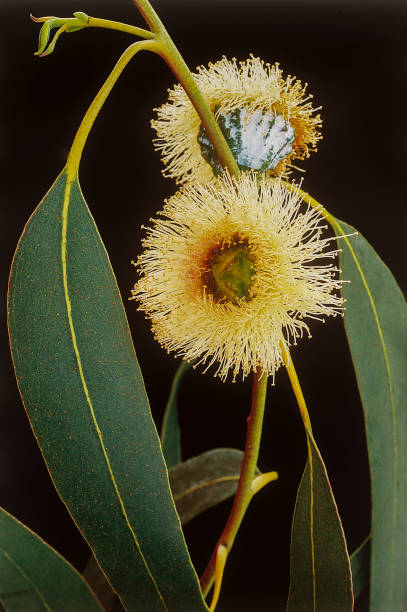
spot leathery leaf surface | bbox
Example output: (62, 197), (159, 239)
(8, 170), (208, 612)
(287, 435), (353, 611)
(334, 218), (407, 611)
(0, 506), (102, 612)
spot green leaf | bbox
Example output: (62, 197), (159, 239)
(350, 536), (370, 600)
(287, 435), (353, 612)
(83, 447), (263, 606)
(8, 170), (208, 612)
(169, 448), (261, 525)
(161, 360), (191, 468)
(334, 218), (407, 611)
(0, 506), (102, 612)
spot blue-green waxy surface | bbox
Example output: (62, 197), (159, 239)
(198, 107), (294, 174)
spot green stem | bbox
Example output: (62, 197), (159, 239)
(199, 370), (268, 598)
(86, 16), (154, 39)
(282, 181), (348, 241)
(280, 342), (313, 435)
(132, 0), (240, 177)
(130, 2), (264, 602)
(66, 39), (159, 179)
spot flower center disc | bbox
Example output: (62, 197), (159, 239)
(204, 243), (255, 304)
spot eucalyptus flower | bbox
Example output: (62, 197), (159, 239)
(132, 172), (342, 381)
(152, 56), (322, 185)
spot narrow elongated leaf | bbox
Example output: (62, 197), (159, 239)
(169, 448), (261, 525)
(8, 170), (208, 612)
(161, 360), (191, 468)
(334, 219), (407, 611)
(0, 506), (102, 612)
(287, 435), (353, 612)
(350, 536), (370, 599)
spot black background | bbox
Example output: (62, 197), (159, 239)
(1, 1), (406, 610)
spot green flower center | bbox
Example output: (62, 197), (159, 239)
(203, 242), (256, 304)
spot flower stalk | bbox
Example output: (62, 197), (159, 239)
(200, 371), (268, 600)
(281, 342), (313, 435)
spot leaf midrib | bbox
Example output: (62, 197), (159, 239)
(173, 475), (239, 503)
(61, 173), (167, 611)
(307, 438), (316, 612)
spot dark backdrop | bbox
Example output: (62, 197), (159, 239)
(1, 1), (406, 610)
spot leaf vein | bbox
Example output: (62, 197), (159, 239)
(173, 475), (239, 503)
(61, 175), (167, 611)
(0, 548), (52, 612)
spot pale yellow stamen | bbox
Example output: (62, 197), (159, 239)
(151, 56), (322, 185)
(132, 172), (342, 381)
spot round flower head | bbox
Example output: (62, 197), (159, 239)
(132, 173), (342, 381)
(152, 56), (322, 185)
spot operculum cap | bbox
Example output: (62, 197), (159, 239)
(198, 107), (295, 175)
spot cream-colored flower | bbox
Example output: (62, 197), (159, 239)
(132, 173), (342, 381)
(152, 56), (322, 185)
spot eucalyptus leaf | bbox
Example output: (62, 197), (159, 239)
(7, 170), (208, 612)
(287, 435), (353, 612)
(350, 536), (371, 600)
(161, 360), (192, 468)
(335, 219), (407, 611)
(169, 448), (261, 525)
(0, 506), (102, 612)
(83, 447), (259, 608)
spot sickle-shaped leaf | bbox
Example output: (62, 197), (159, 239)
(7, 170), (208, 612)
(287, 435), (353, 612)
(0, 506), (102, 612)
(334, 219), (407, 611)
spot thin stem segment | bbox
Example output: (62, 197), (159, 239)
(66, 39), (159, 179)
(280, 342), (313, 435)
(200, 371), (268, 599)
(130, 2), (267, 603)
(132, 0), (240, 177)
(86, 16), (154, 39)
(32, 13), (154, 57)
(282, 181), (349, 243)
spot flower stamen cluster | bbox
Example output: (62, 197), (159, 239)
(132, 173), (342, 381)
(152, 56), (322, 185)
